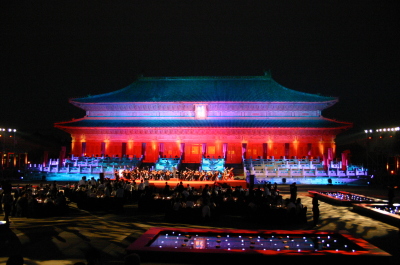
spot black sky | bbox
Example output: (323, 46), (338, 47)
(1, 1), (399, 135)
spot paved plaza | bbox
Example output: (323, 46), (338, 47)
(1, 184), (399, 264)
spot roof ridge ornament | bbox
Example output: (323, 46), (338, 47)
(263, 70), (272, 78)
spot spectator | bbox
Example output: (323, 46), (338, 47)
(2, 192), (13, 224)
(312, 197), (320, 227)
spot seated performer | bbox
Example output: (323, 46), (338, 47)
(228, 167), (234, 180)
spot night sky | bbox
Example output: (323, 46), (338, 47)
(1, 1), (399, 136)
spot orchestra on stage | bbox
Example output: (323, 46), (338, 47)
(115, 167), (235, 182)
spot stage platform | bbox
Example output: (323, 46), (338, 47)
(142, 179), (248, 190)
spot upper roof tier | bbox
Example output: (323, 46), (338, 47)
(55, 118), (352, 130)
(70, 76), (337, 105)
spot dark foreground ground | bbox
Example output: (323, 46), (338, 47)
(1, 182), (399, 264)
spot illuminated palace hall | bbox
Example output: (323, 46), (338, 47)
(36, 74), (368, 184)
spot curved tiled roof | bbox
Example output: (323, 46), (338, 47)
(71, 76), (337, 103)
(55, 118), (351, 129)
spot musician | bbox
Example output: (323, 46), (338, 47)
(212, 171), (220, 181)
(123, 169), (130, 179)
(199, 171), (206, 181)
(228, 167), (234, 179)
(150, 170), (157, 180)
(184, 168), (195, 181)
(165, 170), (171, 180)
(222, 167), (229, 180)
(185, 170), (191, 181)
(129, 169), (135, 180)
(142, 169), (149, 181)
(194, 170), (200, 181)
(172, 167), (178, 178)
(206, 171), (213, 181)
(157, 170), (163, 180)
(180, 170), (187, 181)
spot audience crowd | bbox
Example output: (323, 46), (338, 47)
(1, 176), (307, 265)
(61, 176), (307, 225)
(1, 180), (68, 221)
(2, 176), (307, 225)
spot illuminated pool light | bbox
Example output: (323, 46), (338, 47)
(127, 228), (392, 264)
(308, 190), (384, 205)
(130, 228), (389, 255)
(352, 203), (400, 226)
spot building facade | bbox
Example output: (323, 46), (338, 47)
(55, 75), (352, 165)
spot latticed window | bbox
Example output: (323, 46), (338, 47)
(195, 104), (207, 119)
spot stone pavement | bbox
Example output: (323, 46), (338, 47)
(1, 184), (399, 264)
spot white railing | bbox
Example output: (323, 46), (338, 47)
(243, 157), (368, 179)
(26, 155), (143, 174)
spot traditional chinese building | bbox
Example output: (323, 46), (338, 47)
(55, 74), (352, 167)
